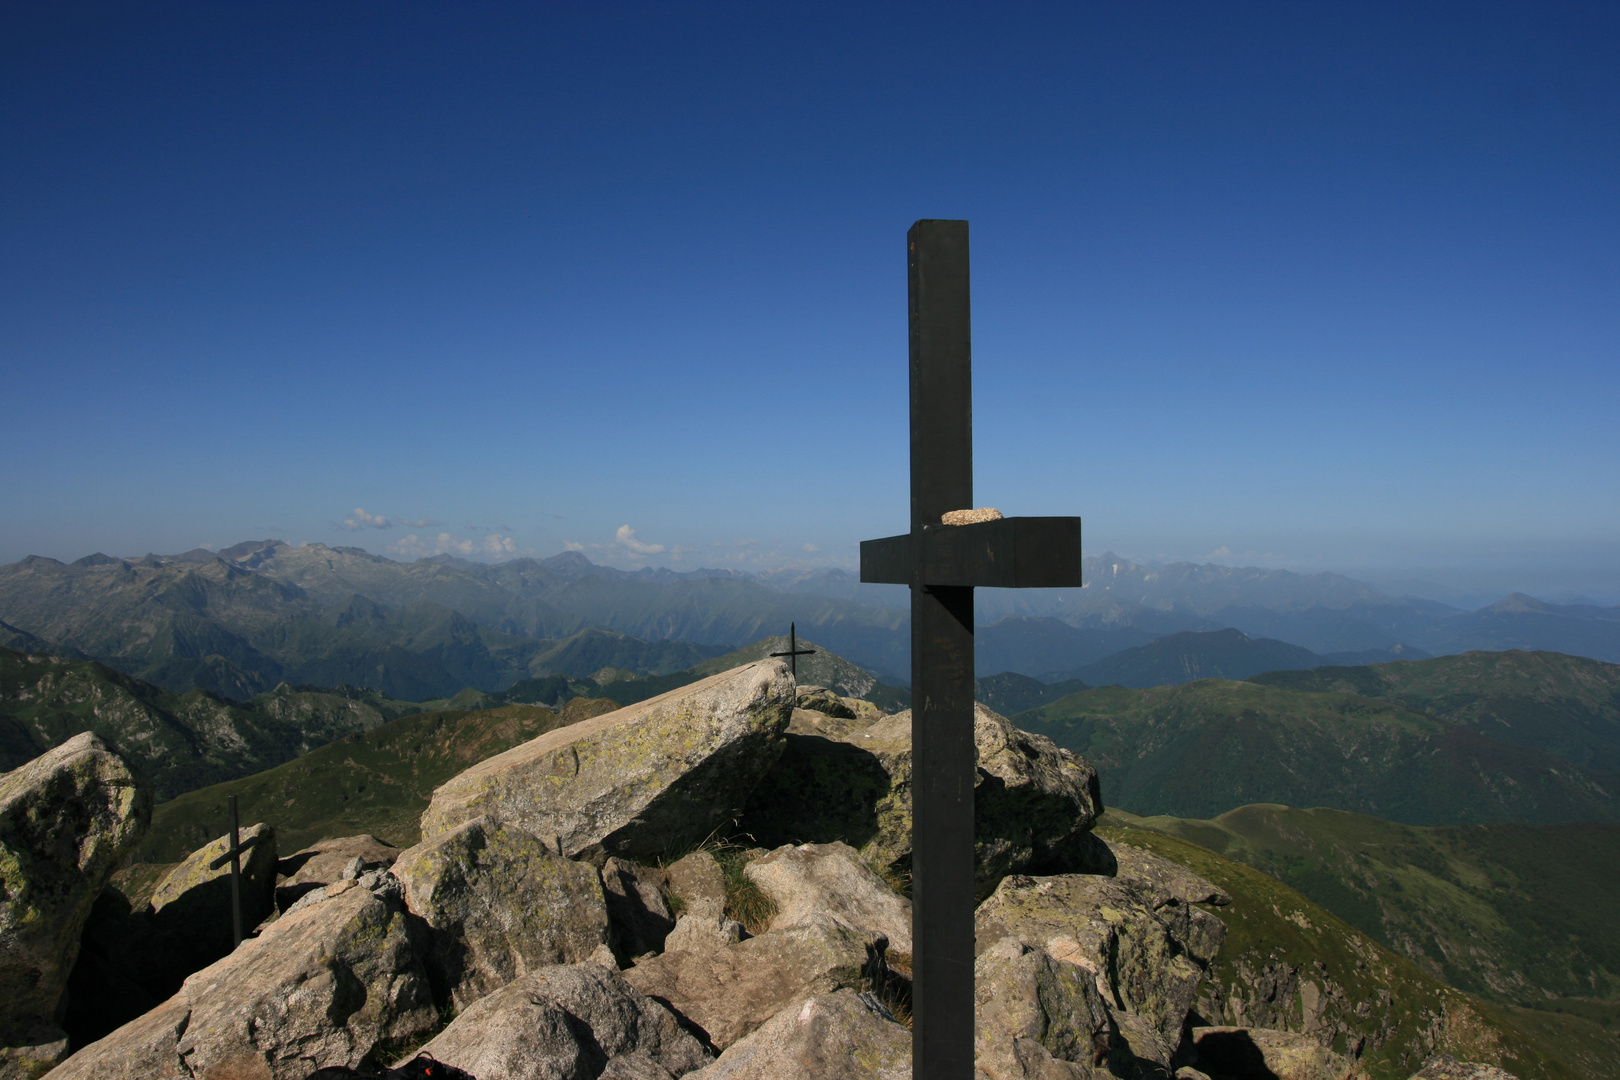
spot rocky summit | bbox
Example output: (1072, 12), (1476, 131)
(4, 659), (1533, 1079)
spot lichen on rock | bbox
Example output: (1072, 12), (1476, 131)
(420, 660), (795, 861)
(0, 732), (150, 1070)
(392, 816), (611, 1009)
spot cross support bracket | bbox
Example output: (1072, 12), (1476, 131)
(860, 516), (1082, 589)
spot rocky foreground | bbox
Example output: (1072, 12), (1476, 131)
(1, 660), (1518, 1079)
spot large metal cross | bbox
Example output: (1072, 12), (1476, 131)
(860, 220), (1083, 1079)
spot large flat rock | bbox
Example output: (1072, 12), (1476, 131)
(421, 660), (794, 861)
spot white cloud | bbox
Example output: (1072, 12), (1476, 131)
(563, 541), (586, 552)
(802, 542), (820, 553)
(615, 525), (666, 555)
(343, 508), (391, 530)
(399, 516), (441, 528)
(1207, 546), (1232, 559)
(388, 532), (521, 561)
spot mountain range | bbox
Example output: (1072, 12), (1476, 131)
(3, 542), (1619, 706)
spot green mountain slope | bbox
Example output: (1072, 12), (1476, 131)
(134, 701), (597, 861)
(1015, 678), (1620, 825)
(1250, 649), (1620, 772)
(1109, 804), (1620, 1007)
(1097, 819), (1612, 1080)
(0, 646), (425, 799)
(973, 671), (1090, 715)
(1052, 627), (1324, 686)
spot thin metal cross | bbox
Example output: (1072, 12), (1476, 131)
(860, 220), (1083, 1080)
(208, 794), (262, 947)
(768, 622), (817, 679)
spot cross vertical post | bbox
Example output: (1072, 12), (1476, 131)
(860, 220), (1083, 1079)
(904, 219), (976, 1079)
(768, 622), (817, 679)
(226, 795), (244, 946)
(209, 794), (263, 947)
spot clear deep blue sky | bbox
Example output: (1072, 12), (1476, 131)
(3, 2), (1616, 600)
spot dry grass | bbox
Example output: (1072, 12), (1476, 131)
(713, 847), (777, 935)
(873, 950), (914, 1029)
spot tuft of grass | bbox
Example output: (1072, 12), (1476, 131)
(713, 847), (777, 935)
(874, 950), (913, 1029)
(874, 861), (912, 900)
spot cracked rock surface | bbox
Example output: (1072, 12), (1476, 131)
(49, 879), (435, 1080)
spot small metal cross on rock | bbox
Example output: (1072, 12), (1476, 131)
(861, 220), (1083, 1080)
(208, 794), (261, 947)
(768, 622), (816, 679)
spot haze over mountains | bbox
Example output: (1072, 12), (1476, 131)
(2, 540), (1618, 704)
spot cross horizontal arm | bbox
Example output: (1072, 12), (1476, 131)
(209, 832), (261, 871)
(860, 516), (1082, 588)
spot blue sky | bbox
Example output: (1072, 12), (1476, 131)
(3, 2), (1616, 601)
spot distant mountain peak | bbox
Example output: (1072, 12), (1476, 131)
(1484, 592), (1555, 614)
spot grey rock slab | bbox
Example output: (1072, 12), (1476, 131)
(663, 913), (745, 954)
(622, 916), (886, 1051)
(50, 881), (435, 1080)
(1191, 1026), (1366, 1080)
(407, 963), (711, 1080)
(393, 817), (610, 1009)
(688, 989), (911, 1080)
(742, 703), (1101, 900)
(973, 937), (1111, 1080)
(745, 841), (913, 955)
(0, 732), (151, 1041)
(275, 834), (399, 909)
(976, 873), (1225, 1051)
(421, 660), (794, 861)
(1106, 840), (1230, 907)
(664, 850), (726, 921)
